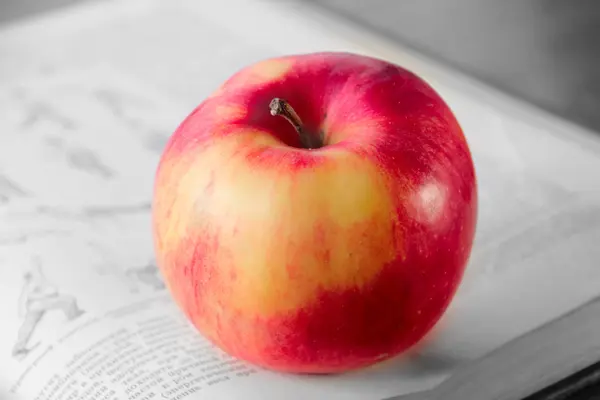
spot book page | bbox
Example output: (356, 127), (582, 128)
(0, 66), (448, 400)
(0, 1), (600, 399)
(389, 296), (600, 400)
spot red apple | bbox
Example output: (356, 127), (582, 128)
(152, 51), (477, 374)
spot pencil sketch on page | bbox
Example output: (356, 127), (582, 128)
(92, 86), (171, 154)
(43, 135), (116, 180)
(91, 240), (167, 296)
(0, 173), (30, 205)
(124, 262), (166, 294)
(0, 66), (182, 366)
(11, 258), (85, 361)
(12, 86), (77, 133)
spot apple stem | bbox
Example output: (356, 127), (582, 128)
(269, 98), (322, 149)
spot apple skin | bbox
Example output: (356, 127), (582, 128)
(152, 51), (477, 374)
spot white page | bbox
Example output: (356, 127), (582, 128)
(1, 0), (600, 399)
(0, 64), (446, 400)
(389, 296), (600, 400)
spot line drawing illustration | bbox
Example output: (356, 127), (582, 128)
(93, 87), (170, 153)
(0, 174), (29, 205)
(12, 258), (85, 361)
(0, 230), (70, 247)
(124, 262), (166, 294)
(42, 135), (115, 179)
(65, 145), (114, 179)
(12, 88), (76, 132)
(6, 202), (151, 223)
(87, 241), (166, 295)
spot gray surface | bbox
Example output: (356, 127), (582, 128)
(3, 0), (600, 134)
(0, 0), (91, 25)
(301, 0), (600, 134)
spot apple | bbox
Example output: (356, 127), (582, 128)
(152, 51), (477, 374)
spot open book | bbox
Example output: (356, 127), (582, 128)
(1, 0), (600, 399)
